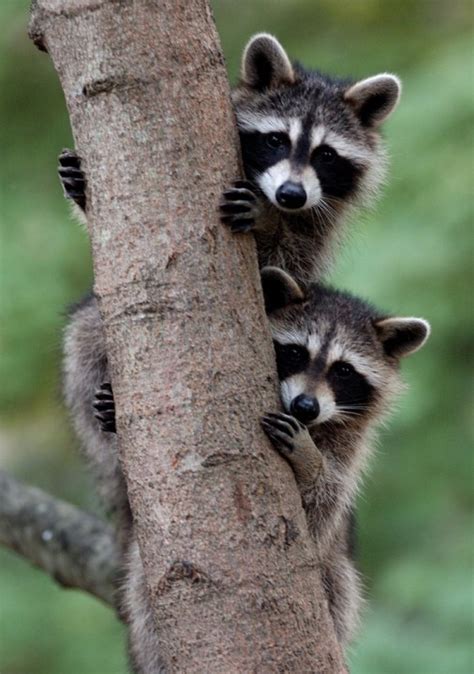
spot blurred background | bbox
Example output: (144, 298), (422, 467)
(0, 1), (472, 672)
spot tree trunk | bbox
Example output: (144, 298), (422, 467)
(29, 1), (346, 671)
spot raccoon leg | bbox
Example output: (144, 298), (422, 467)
(123, 540), (166, 674)
(320, 552), (363, 647)
(220, 180), (262, 232)
(63, 293), (131, 541)
(58, 148), (87, 212)
(261, 411), (323, 485)
(262, 411), (349, 553)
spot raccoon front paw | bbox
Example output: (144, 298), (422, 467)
(261, 412), (307, 453)
(58, 148), (87, 212)
(220, 180), (261, 233)
(261, 412), (322, 485)
(93, 383), (116, 433)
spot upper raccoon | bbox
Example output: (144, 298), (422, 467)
(222, 33), (401, 283)
(260, 267), (430, 645)
(59, 33), (401, 285)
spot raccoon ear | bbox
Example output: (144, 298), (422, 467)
(261, 267), (305, 314)
(241, 33), (295, 91)
(344, 74), (401, 127)
(374, 317), (430, 359)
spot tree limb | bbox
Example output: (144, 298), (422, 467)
(0, 470), (120, 608)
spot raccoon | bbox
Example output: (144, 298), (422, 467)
(222, 33), (401, 284)
(71, 267), (430, 664)
(260, 267), (430, 644)
(59, 33), (401, 286)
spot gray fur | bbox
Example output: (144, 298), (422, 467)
(63, 294), (131, 542)
(123, 542), (166, 674)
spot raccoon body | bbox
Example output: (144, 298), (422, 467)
(261, 267), (430, 643)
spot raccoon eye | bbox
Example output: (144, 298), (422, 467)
(273, 341), (309, 379)
(330, 361), (355, 378)
(266, 133), (290, 150)
(313, 144), (337, 164)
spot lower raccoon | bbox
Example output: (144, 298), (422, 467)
(260, 267), (430, 643)
(63, 269), (429, 669)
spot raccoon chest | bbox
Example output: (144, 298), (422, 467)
(255, 218), (325, 284)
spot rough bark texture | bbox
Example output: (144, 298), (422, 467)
(29, 1), (346, 671)
(0, 471), (119, 607)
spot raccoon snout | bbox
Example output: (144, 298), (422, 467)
(290, 394), (320, 423)
(276, 181), (307, 210)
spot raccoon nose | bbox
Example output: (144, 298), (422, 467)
(276, 181), (307, 209)
(290, 394), (320, 423)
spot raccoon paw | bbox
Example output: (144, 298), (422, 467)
(220, 180), (261, 233)
(93, 383), (116, 433)
(261, 412), (306, 453)
(58, 148), (86, 212)
(261, 412), (322, 484)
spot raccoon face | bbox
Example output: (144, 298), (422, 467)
(233, 34), (401, 213)
(272, 341), (378, 425)
(262, 267), (430, 427)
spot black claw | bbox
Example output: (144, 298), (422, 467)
(101, 421), (117, 433)
(222, 189), (257, 202)
(220, 180), (259, 235)
(58, 168), (84, 180)
(230, 219), (255, 232)
(58, 149), (86, 211)
(93, 383), (115, 433)
(94, 410), (115, 422)
(94, 392), (113, 402)
(261, 421), (294, 452)
(232, 180), (255, 190)
(58, 149), (82, 169)
(60, 175), (85, 187)
(265, 412), (300, 433)
(261, 415), (293, 438)
(220, 213), (255, 225)
(219, 202), (252, 214)
(93, 401), (114, 412)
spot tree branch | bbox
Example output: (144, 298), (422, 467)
(0, 470), (120, 608)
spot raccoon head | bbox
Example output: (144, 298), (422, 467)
(261, 267), (430, 428)
(233, 34), (401, 215)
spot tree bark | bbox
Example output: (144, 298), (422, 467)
(0, 471), (119, 607)
(29, 1), (346, 671)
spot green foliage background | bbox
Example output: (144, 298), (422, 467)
(0, 1), (472, 672)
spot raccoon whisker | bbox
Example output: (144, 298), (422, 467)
(337, 404), (371, 414)
(311, 203), (335, 231)
(336, 409), (369, 420)
(323, 195), (346, 208)
(312, 198), (340, 230)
